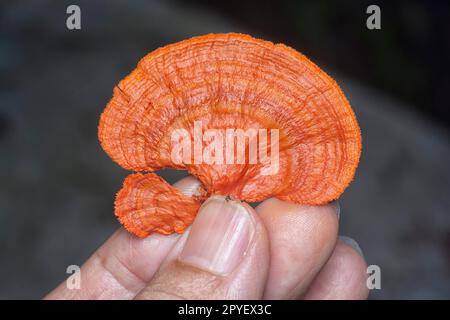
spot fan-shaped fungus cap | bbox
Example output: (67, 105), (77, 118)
(98, 33), (361, 237)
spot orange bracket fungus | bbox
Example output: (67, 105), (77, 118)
(98, 33), (361, 238)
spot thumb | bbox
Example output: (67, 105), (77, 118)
(135, 195), (270, 300)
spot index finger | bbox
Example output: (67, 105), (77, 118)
(256, 198), (339, 299)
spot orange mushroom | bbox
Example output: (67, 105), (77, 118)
(98, 33), (361, 237)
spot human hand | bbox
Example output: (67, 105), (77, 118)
(46, 176), (368, 300)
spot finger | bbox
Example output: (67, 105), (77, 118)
(135, 195), (270, 300)
(256, 198), (339, 299)
(303, 236), (369, 300)
(45, 176), (201, 300)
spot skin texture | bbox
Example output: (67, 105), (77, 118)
(98, 33), (362, 237)
(46, 176), (369, 300)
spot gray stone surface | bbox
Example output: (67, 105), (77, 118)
(0, 0), (449, 299)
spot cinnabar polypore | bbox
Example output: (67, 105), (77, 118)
(98, 33), (361, 237)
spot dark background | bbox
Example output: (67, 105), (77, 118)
(0, 0), (449, 299)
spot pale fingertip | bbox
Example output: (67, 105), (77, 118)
(329, 200), (341, 220)
(172, 175), (202, 196)
(303, 239), (369, 300)
(339, 235), (364, 258)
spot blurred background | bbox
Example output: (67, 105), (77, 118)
(0, 0), (449, 299)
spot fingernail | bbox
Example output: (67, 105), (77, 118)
(330, 200), (340, 220)
(179, 195), (254, 275)
(339, 236), (364, 257)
